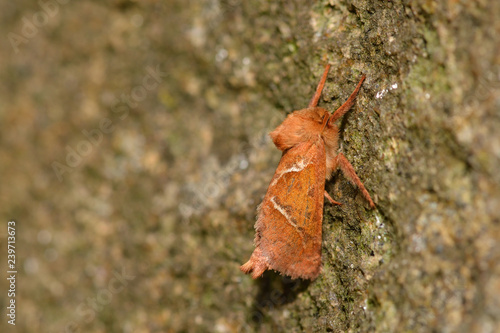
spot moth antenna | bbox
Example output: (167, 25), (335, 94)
(320, 114), (329, 134)
(328, 75), (366, 124)
(308, 64), (331, 108)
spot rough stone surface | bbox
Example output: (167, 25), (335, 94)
(0, 0), (499, 332)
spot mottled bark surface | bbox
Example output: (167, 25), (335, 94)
(1, 0), (499, 332)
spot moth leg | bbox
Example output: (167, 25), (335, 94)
(329, 75), (366, 124)
(308, 64), (331, 108)
(333, 153), (375, 208)
(324, 191), (342, 205)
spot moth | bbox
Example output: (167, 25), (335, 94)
(240, 65), (375, 280)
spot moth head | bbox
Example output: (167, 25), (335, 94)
(270, 107), (333, 151)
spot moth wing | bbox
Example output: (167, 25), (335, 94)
(242, 138), (326, 280)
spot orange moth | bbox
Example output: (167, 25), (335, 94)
(240, 65), (375, 280)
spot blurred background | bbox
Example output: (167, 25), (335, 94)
(1, 0), (500, 332)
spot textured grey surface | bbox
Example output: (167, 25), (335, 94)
(0, 0), (499, 332)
